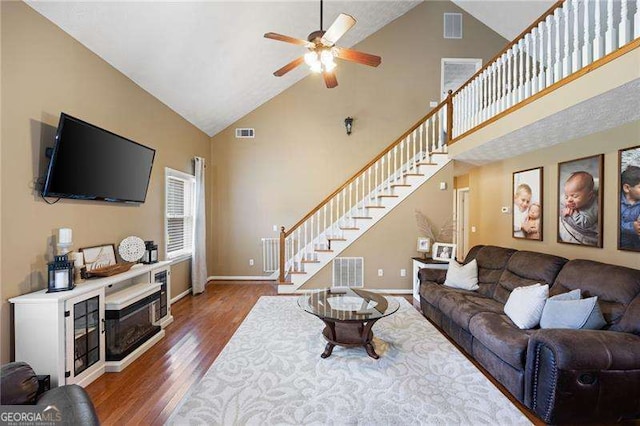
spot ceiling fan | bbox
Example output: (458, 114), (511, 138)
(264, 0), (382, 89)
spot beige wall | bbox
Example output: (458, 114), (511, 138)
(304, 163), (454, 290)
(209, 0), (507, 276)
(467, 120), (640, 269)
(1, 2), (212, 363)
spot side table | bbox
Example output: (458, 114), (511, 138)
(412, 257), (449, 304)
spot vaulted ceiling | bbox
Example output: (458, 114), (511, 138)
(27, 1), (553, 137)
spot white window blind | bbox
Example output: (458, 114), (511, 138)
(165, 168), (195, 259)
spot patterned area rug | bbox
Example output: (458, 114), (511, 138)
(169, 296), (530, 425)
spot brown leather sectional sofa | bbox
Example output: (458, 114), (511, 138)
(418, 245), (640, 424)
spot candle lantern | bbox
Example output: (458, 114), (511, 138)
(47, 254), (75, 293)
(143, 241), (158, 264)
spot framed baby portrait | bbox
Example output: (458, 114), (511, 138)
(557, 154), (604, 247)
(512, 167), (543, 241)
(618, 145), (640, 252)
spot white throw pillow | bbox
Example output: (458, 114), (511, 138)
(443, 259), (479, 291)
(503, 283), (549, 329)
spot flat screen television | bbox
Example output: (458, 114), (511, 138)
(42, 113), (156, 203)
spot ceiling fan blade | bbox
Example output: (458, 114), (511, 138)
(323, 71), (338, 89)
(322, 13), (356, 45)
(334, 47), (382, 67)
(264, 32), (313, 48)
(273, 56), (305, 77)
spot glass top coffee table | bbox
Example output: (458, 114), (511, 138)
(298, 288), (399, 359)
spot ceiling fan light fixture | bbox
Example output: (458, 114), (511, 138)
(310, 62), (323, 73)
(304, 51), (319, 66)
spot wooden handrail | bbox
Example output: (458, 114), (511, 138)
(283, 97), (450, 238)
(450, 0), (565, 98)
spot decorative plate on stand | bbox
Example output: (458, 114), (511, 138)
(118, 236), (146, 263)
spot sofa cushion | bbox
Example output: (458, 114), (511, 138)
(469, 312), (533, 370)
(493, 251), (568, 304)
(551, 260), (640, 330)
(444, 259), (479, 290)
(540, 291), (606, 330)
(503, 284), (549, 329)
(438, 291), (504, 331)
(474, 246), (517, 298)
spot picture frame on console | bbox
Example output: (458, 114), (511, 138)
(416, 237), (432, 258)
(557, 154), (603, 247)
(512, 167), (543, 241)
(618, 145), (640, 252)
(81, 244), (117, 271)
(432, 242), (455, 262)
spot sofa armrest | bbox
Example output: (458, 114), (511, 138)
(418, 268), (447, 285)
(525, 329), (640, 424)
(37, 384), (100, 426)
(0, 362), (39, 405)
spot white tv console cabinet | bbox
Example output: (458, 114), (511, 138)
(10, 261), (173, 388)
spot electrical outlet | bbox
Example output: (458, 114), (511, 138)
(249, 259), (254, 266)
(273, 225), (278, 232)
(471, 226), (477, 233)
(377, 269), (384, 277)
(400, 269), (407, 277)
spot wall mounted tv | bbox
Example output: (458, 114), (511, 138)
(42, 113), (156, 203)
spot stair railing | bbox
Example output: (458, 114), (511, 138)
(278, 98), (452, 282)
(451, 0), (640, 141)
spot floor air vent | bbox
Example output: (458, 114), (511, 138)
(444, 13), (462, 39)
(235, 128), (255, 138)
(332, 257), (364, 288)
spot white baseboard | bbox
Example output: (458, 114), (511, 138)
(207, 276), (275, 282)
(171, 289), (191, 304)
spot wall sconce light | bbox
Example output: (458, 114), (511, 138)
(344, 117), (353, 135)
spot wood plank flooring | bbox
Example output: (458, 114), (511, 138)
(86, 283), (538, 425)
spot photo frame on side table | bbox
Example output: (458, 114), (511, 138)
(512, 167), (543, 241)
(557, 154), (604, 247)
(417, 237), (432, 257)
(80, 244), (117, 271)
(432, 242), (456, 262)
(618, 145), (640, 252)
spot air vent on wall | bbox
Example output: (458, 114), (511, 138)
(444, 13), (463, 39)
(235, 128), (255, 138)
(332, 257), (364, 288)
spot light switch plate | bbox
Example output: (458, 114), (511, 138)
(377, 269), (384, 277)
(501, 206), (510, 214)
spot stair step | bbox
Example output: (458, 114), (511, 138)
(339, 227), (360, 231)
(391, 184), (411, 188)
(315, 249), (334, 252)
(327, 238), (346, 241)
(404, 173), (424, 177)
(289, 271), (307, 275)
(301, 259), (320, 264)
(377, 194), (399, 198)
(417, 162), (438, 166)
(364, 205), (386, 209)
(430, 152), (447, 155)
(351, 216), (373, 220)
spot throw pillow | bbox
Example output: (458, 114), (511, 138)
(503, 283), (549, 329)
(540, 292), (606, 330)
(443, 259), (479, 291)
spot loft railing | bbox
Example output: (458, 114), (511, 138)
(278, 99), (451, 282)
(451, 0), (640, 140)
(277, 0), (640, 283)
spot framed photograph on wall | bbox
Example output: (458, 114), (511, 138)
(512, 167), (543, 240)
(432, 242), (456, 262)
(80, 244), (117, 271)
(618, 145), (640, 252)
(557, 155), (603, 247)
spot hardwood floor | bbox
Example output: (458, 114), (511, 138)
(86, 283), (537, 425)
(85, 281), (278, 425)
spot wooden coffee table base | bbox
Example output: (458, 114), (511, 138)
(320, 318), (381, 359)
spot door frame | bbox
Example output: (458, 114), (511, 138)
(441, 58), (483, 99)
(454, 187), (470, 261)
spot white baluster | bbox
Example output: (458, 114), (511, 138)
(546, 15), (554, 86)
(315, 213), (318, 251)
(635, 0), (640, 38)
(374, 162), (379, 199)
(571, 0), (580, 73)
(330, 198), (334, 236)
(304, 221), (307, 261)
(504, 49), (511, 108)
(430, 116), (436, 154)
(554, 9), (562, 82)
(525, 34), (532, 98)
(620, 0), (631, 46)
(481, 70), (487, 121)
(470, 80), (477, 127)
(323, 205), (327, 240)
(490, 63), (497, 117)
(582, 0), (592, 68)
(393, 146), (398, 182)
(594, 0), (604, 60)
(518, 39), (525, 102)
(495, 56), (502, 114)
(605, 0), (617, 54)
(349, 182), (353, 218)
(531, 28), (539, 95)
(419, 123), (424, 160)
(368, 168), (372, 201)
(563, 1), (572, 78)
(296, 228), (301, 269)
(539, 22), (547, 91)
(405, 137), (410, 170)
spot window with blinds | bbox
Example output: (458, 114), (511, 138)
(165, 168), (195, 259)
